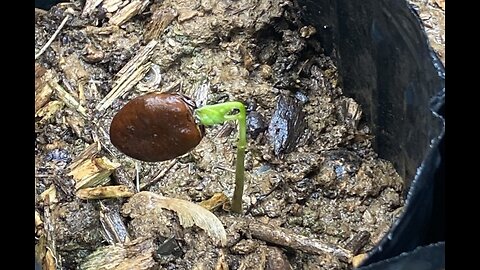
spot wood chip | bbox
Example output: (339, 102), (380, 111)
(178, 9), (199, 23)
(35, 64), (47, 88)
(77, 185), (134, 200)
(68, 156), (120, 190)
(82, 0), (104, 17)
(103, 0), (123, 13)
(109, 0), (151, 26)
(144, 6), (177, 43)
(40, 185), (58, 205)
(35, 71), (55, 113)
(35, 234), (57, 270)
(352, 253), (368, 268)
(199, 193), (229, 211)
(80, 237), (156, 270)
(41, 205), (58, 270)
(49, 80), (87, 117)
(35, 235), (47, 268)
(68, 141), (101, 170)
(35, 101), (64, 123)
(65, 114), (85, 138)
(58, 54), (90, 106)
(99, 202), (131, 245)
(339, 98), (362, 129)
(85, 25), (120, 35)
(96, 39), (157, 111)
(35, 210), (44, 229)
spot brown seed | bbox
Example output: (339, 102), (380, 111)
(109, 92), (204, 162)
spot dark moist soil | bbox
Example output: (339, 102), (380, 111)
(35, 1), (405, 269)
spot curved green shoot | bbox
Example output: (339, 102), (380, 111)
(194, 102), (246, 213)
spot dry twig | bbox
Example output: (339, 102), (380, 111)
(247, 221), (353, 262)
(140, 159), (177, 190)
(35, 15), (70, 60)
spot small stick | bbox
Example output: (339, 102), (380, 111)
(140, 159), (177, 190)
(213, 164), (236, 173)
(248, 221), (353, 262)
(135, 161), (140, 192)
(35, 15), (71, 60)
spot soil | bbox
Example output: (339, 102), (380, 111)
(35, 1), (408, 269)
(408, 0), (445, 64)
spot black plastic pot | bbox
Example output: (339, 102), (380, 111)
(35, 0), (445, 269)
(299, 0), (445, 268)
(35, 0), (65, 10)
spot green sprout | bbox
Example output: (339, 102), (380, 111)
(194, 102), (246, 213)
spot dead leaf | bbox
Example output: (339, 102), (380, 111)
(128, 191), (227, 246)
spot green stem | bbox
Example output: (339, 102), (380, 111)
(231, 143), (245, 213)
(195, 102), (246, 213)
